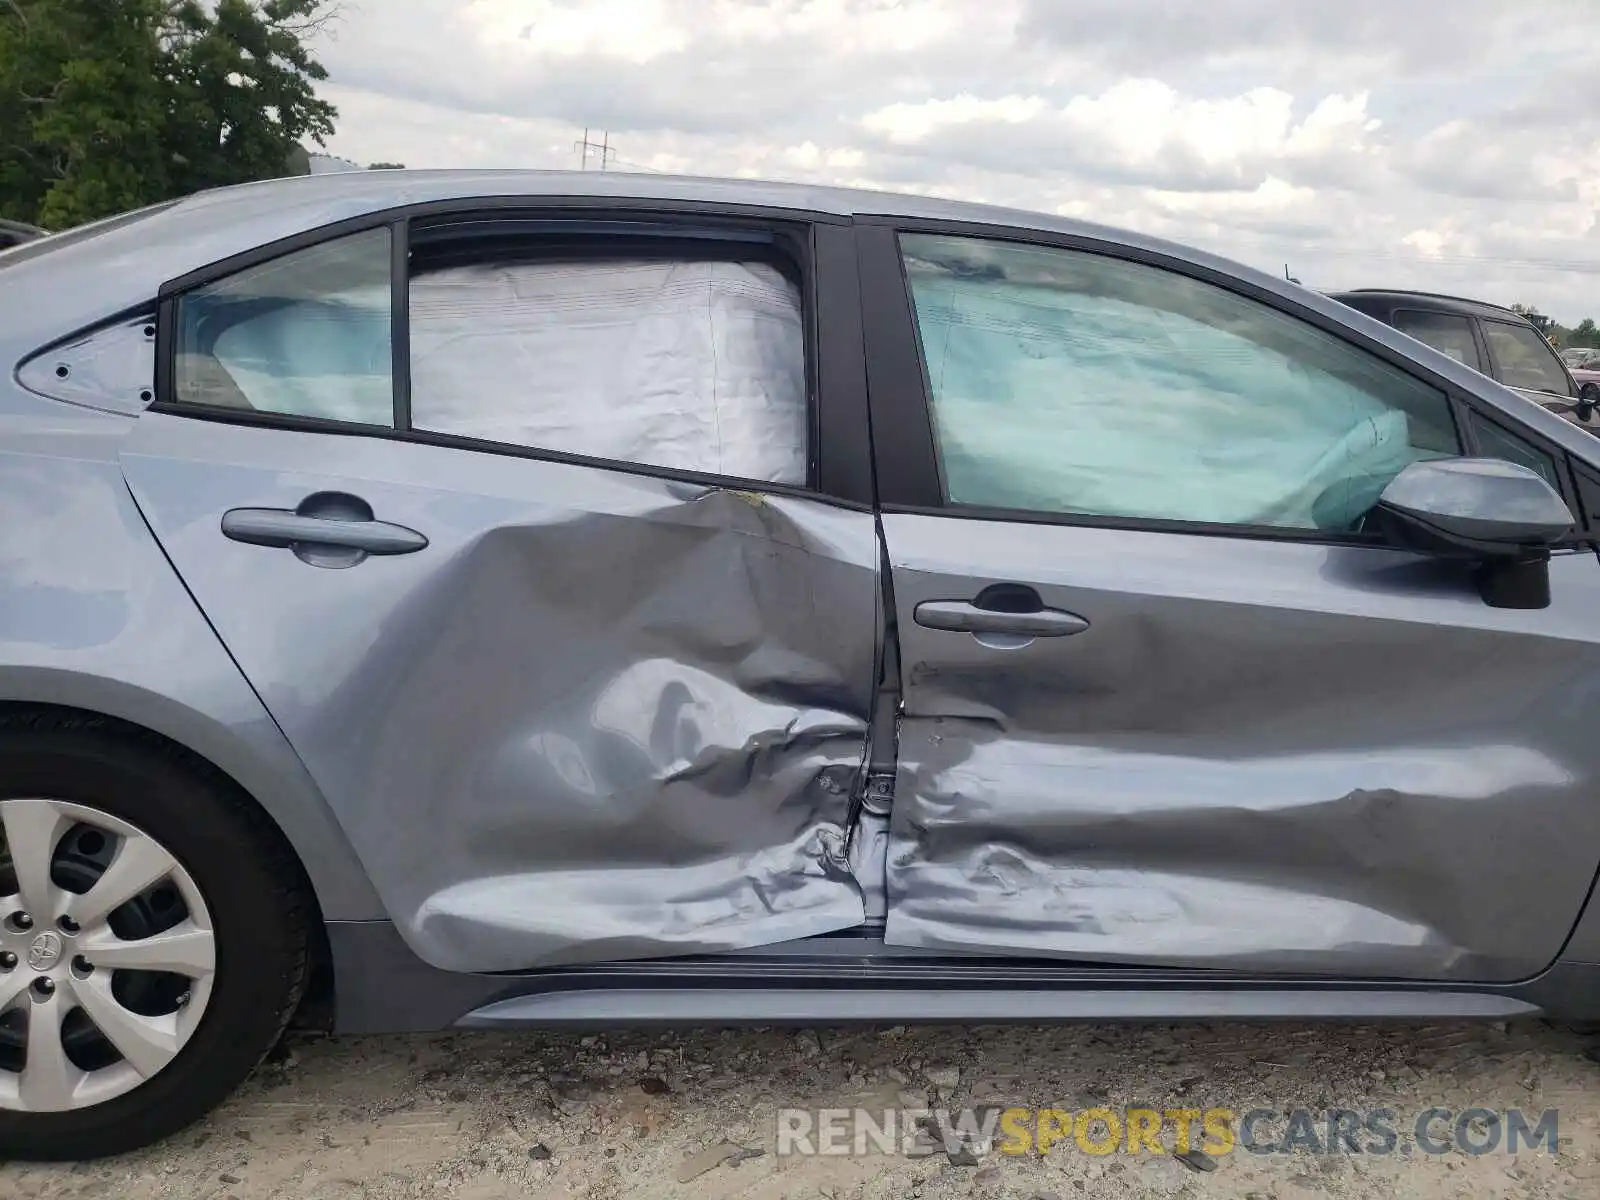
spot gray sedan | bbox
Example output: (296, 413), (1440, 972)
(3, 172), (1600, 1160)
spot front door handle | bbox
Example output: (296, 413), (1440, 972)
(222, 491), (427, 568)
(913, 599), (1089, 638)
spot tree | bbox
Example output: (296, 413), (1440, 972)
(367, 161), (405, 170)
(1573, 318), (1599, 349)
(0, 0), (338, 229)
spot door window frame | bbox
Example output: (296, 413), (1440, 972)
(857, 216), (1589, 545)
(153, 198), (875, 508)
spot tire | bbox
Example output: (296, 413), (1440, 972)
(0, 711), (310, 1160)
(1582, 383), (1600, 403)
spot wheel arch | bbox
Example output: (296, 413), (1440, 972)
(0, 683), (374, 1030)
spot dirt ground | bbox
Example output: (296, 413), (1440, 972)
(3, 1019), (1599, 1199)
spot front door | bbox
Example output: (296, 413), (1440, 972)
(861, 223), (1600, 983)
(120, 213), (881, 974)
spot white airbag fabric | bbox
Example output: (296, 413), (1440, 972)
(408, 259), (808, 485)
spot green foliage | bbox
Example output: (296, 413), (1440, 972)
(367, 161), (405, 170)
(0, 0), (338, 228)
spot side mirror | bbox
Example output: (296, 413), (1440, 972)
(1372, 458), (1576, 609)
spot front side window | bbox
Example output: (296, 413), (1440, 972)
(408, 253), (809, 485)
(899, 233), (1460, 532)
(172, 227), (394, 425)
(1483, 320), (1573, 396)
(1469, 410), (1561, 491)
(1392, 309), (1483, 371)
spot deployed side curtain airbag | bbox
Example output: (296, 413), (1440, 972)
(903, 235), (1455, 531)
(408, 258), (809, 485)
(207, 290), (392, 423)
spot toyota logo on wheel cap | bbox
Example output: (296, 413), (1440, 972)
(26, 930), (63, 972)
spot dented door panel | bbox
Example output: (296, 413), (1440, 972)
(120, 412), (878, 972)
(881, 513), (1600, 982)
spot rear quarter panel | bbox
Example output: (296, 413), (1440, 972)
(0, 382), (382, 920)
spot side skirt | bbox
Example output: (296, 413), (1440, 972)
(322, 921), (1600, 1034)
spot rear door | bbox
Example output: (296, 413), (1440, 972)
(120, 207), (881, 974)
(858, 221), (1600, 983)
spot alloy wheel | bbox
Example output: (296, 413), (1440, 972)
(0, 798), (215, 1112)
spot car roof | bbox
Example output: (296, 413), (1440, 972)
(147, 167), (1202, 262)
(1, 167), (1306, 357)
(1327, 288), (1537, 324)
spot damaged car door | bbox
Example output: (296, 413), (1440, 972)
(860, 223), (1600, 984)
(117, 210), (882, 973)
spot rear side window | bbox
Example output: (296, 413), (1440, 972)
(1392, 309), (1483, 371)
(899, 232), (1460, 532)
(408, 254), (808, 485)
(172, 227), (395, 425)
(1483, 320), (1573, 396)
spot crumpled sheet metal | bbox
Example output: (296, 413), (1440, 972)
(880, 513), (1600, 982)
(121, 420), (877, 973)
(409, 258), (809, 485)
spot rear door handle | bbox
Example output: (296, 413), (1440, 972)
(913, 599), (1089, 638)
(222, 491), (427, 568)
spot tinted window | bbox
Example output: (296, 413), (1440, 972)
(1484, 320), (1573, 395)
(1469, 410), (1562, 491)
(899, 233), (1460, 532)
(1392, 309), (1482, 370)
(172, 228), (394, 424)
(408, 255), (808, 484)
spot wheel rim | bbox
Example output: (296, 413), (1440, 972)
(0, 798), (216, 1113)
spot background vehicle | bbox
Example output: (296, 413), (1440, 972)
(1572, 357), (1600, 404)
(6, 173), (1600, 1159)
(1328, 289), (1596, 428)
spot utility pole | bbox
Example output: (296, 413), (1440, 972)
(573, 129), (614, 170)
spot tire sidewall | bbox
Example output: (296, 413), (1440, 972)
(0, 725), (305, 1156)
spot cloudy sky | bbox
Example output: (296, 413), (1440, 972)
(314, 0), (1600, 322)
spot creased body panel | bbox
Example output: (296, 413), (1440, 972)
(882, 514), (1600, 982)
(120, 414), (876, 972)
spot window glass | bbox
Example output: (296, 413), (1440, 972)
(1469, 410), (1561, 490)
(173, 227), (394, 424)
(408, 256), (808, 484)
(899, 233), (1460, 531)
(1392, 309), (1482, 371)
(1483, 320), (1573, 396)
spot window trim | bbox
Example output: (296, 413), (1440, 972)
(153, 198), (874, 509)
(1390, 307), (1485, 373)
(859, 216), (1471, 546)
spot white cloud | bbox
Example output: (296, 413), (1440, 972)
(314, 0), (1600, 322)
(861, 94), (1048, 144)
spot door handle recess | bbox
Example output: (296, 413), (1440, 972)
(913, 599), (1089, 638)
(222, 491), (427, 568)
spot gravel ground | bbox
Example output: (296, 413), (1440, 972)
(4, 1020), (1600, 1199)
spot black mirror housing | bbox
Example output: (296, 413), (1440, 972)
(1373, 458), (1576, 609)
